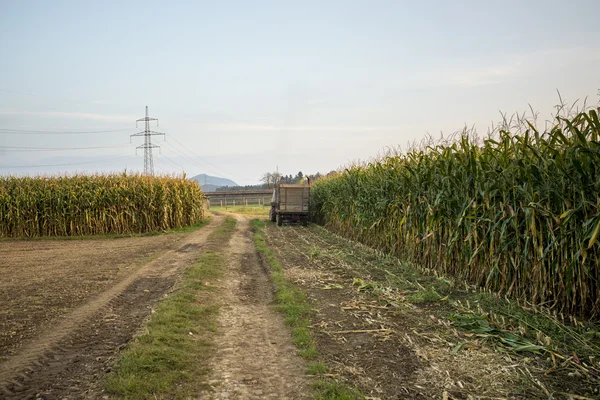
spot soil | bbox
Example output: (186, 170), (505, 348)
(200, 215), (309, 399)
(0, 213), (310, 400)
(263, 223), (545, 399)
(0, 216), (224, 399)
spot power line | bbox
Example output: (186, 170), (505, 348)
(159, 141), (237, 180)
(0, 127), (133, 135)
(155, 152), (186, 172)
(161, 141), (209, 170)
(154, 165), (171, 175)
(165, 133), (232, 174)
(0, 144), (133, 152)
(156, 128), (240, 180)
(0, 155), (137, 169)
(159, 137), (259, 183)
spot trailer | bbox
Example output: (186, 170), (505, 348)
(269, 184), (310, 226)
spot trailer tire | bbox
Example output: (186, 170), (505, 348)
(276, 213), (283, 226)
(269, 207), (276, 222)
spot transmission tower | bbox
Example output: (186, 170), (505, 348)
(131, 106), (165, 175)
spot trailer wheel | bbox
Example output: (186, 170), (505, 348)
(269, 207), (276, 222)
(276, 213), (283, 226)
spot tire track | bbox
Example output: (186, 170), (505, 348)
(202, 215), (309, 400)
(0, 215), (225, 399)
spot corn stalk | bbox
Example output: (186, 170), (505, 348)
(0, 173), (204, 237)
(311, 109), (600, 319)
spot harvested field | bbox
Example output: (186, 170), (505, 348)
(260, 221), (599, 399)
(1, 234), (181, 358)
(0, 216), (223, 398)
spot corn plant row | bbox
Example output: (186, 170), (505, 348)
(0, 173), (204, 237)
(311, 109), (600, 318)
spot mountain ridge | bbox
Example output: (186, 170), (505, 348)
(190, 174), (238, 192)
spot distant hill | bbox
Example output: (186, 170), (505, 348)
(190, 174), (238, 192)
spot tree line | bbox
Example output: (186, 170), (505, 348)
(215, 170), (325, 192)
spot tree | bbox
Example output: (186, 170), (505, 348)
(260, 171), (281, 188)
(272, 171), (281, 185)
(294, 171), (304, 183)
(260, 172), (272, 187)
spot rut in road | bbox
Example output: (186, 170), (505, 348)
(0, 215), (224, 400)
(203, 215), (309, 400)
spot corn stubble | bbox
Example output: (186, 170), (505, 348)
(0, 173), (204, 237)
(311, 108), (600, 318)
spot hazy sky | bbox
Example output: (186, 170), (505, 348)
(1, 0), (599, 185)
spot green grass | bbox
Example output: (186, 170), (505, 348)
(166, 217), (212, 234)
(251, 219), (317, 359)
(407, 288), (442, 303)
(251, 219), (365, 399)
(313, 381), (364, 400)
(105, 216), (237, 399)
(306, 361), (329, 375)
(210, 205), (270, 216)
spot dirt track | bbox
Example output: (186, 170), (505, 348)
(0, 216), (224, 399)
(201, 215), (308, 399)
(0, 214), (310, 400)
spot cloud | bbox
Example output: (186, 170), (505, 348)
(0, 110), (135, 122)
(421, 46), (600, 88)
(446, 62), (523, 87)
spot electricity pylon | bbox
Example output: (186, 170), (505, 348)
(131, 106), (165, 176)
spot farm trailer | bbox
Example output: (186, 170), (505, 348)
(269, 184), (310, 226)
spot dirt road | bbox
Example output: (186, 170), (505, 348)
(201, 215), (309, 399)
(0, 214), (311, 400)
(0, 216), (224, 399)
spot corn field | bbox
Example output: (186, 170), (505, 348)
(311, 109), (600, 318)
(0, 173), (204, 237)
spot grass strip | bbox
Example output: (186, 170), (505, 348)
(251, 219), (317, 359)
(251, 219), (364, 400)
(209, 205), (270, 216)
(313, 381), (365, 400)
(105, 216), (237, 399)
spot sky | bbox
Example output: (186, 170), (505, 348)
(1, 0), (599, 185)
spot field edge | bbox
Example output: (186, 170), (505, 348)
(104, 216), (237, 399)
